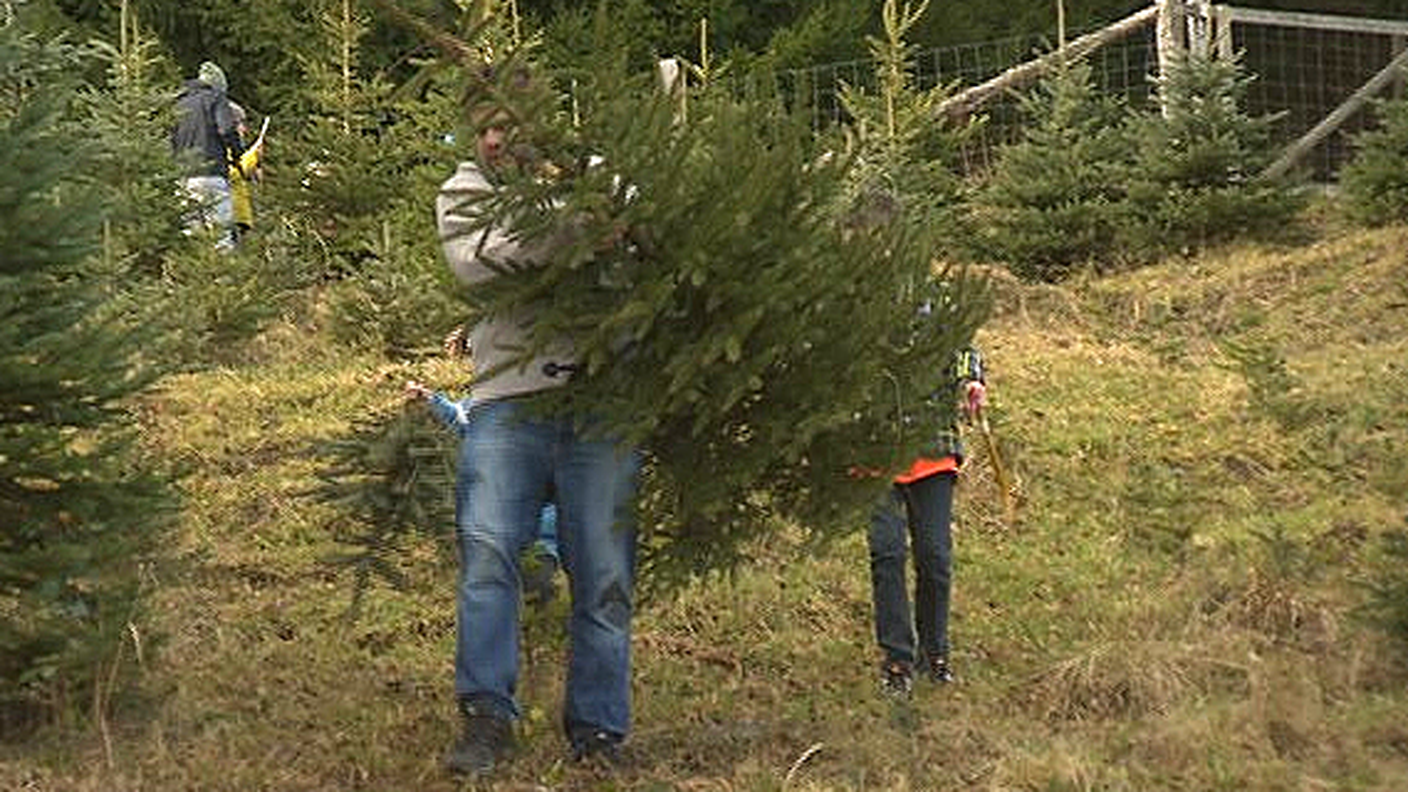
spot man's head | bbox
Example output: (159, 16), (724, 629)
(198, 61), (228, 92)
(474, 120), (510, 171)
(463, 62), (535, 171)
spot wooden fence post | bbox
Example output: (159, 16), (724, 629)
(1190, 0), (1213, 57)
(1157, 0), (1188, 75)
(1213, 4), (1235, 61)
(1394, 34), (1406, 98)
(1157, 0), (1188, 116)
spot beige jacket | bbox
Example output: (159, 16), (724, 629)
(437, 161), (577, 401)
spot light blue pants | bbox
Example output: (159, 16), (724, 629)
(180, 175), (235, 250)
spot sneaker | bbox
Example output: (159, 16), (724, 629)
(444, 703), (514, 777)
(880, 660), (913, 699)
(571, 729), (625, 766)
(925, 655), (955, 684)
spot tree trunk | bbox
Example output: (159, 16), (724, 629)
(937, 3), (1160, 123)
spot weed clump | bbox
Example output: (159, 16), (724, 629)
(1022, 640), (1201, 722)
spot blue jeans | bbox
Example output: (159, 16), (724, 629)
(179, 175), (235, 250)
(454, 398), (639, 739)
(444, 394), (561, 561)
(868, 472), (955, 666)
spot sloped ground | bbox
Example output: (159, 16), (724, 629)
(4, 224), (1407, 790)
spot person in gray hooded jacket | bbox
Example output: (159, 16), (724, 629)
(171, 60), (243, 249)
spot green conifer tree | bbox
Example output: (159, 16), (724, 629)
(274, 0), (461, 354)
(315, 404), (456, 613)
(1122, 50), (1302, 257)
(1340, 97), (1408, 227)
(0, 22), (172, 731)
(967, 59), (1131, 281)
(836, 0), (970, 246)
(79, 0), (187, 279)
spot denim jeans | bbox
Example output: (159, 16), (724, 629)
(868, 471), (955, 666)
(179, 175), (235, 250)
(454, 398), (639, 739)
(443, 393), (561, 562)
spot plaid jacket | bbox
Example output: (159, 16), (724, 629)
(896, 346), (984, 482)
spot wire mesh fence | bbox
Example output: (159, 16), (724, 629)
(757, 9), (1407, 181)
(1236, 19), (1407, 179)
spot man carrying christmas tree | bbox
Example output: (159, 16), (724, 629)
(434, 66), (641, 777)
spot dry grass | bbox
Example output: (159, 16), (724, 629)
(1021, 640), (1203, 722)
(4, 221), (1408, 790)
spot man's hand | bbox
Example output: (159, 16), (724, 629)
(596, 221), (629, 252)
(963, 380), (987, 420)
(404, 380), (433, 400)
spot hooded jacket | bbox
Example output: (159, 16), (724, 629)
(436, 160), (578, 401)
(171, 79), (243, 178)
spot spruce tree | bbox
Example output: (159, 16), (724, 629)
(1340, 97), (1408, 228)
(0, 22), (171, 731)
(967, 59), (1131, 281)
(79, 0), (187, 280)
(1122, 50), (1302, 257)
(273, 0), (462, 354)
(835, 0), (970, 247)
(316, 404), (456, 613)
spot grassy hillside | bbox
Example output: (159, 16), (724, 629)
(4, 223), (1407, 790)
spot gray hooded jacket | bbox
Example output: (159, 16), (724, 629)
(437, 160), (577, 401)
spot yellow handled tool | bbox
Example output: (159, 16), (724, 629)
(976, 406), (1016, 525)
